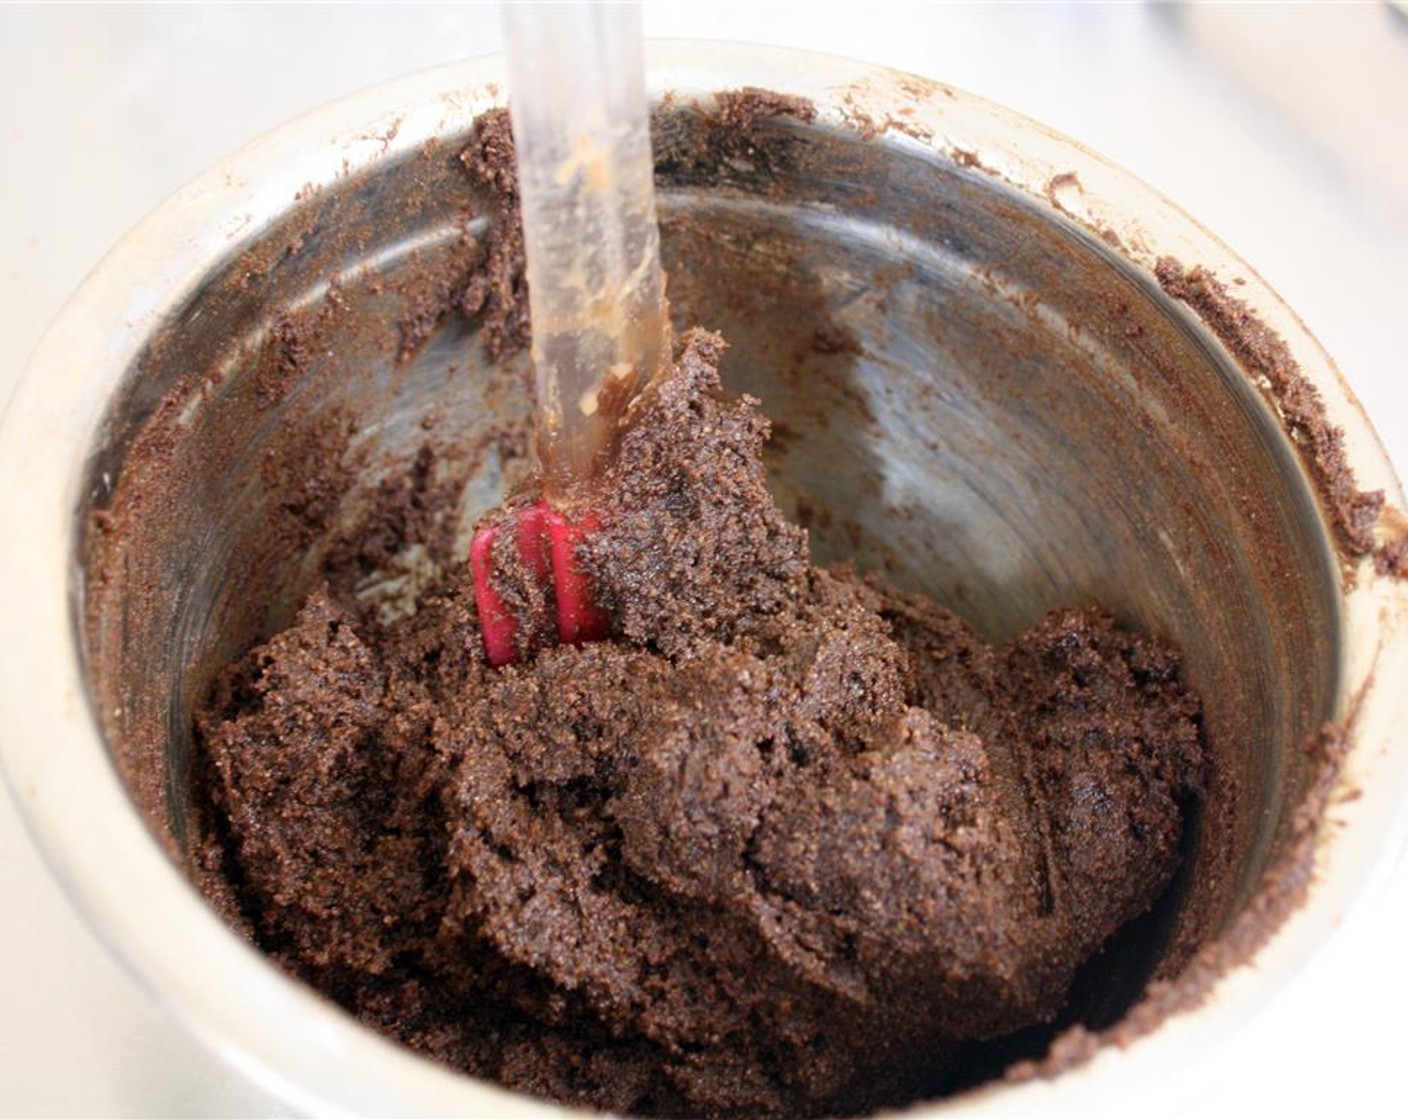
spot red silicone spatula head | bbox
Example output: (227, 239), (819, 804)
(471, 502), (611, 668)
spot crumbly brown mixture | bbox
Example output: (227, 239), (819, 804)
(196, 327), (1205, 1118)
(457, 109), (531, 361)
(714, 87), (819, 130)
(1154, 258), (1407, 575)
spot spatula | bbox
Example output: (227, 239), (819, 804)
(470, 3), (669, 667)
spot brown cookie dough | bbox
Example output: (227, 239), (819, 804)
(195, 326), (1205, 1118)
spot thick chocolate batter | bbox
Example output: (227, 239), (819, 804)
(196, 320), (1205, 1116)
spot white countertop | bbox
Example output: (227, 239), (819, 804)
(2, 5), (1406, 1117)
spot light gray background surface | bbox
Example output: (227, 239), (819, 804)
(2, 4), (1406, 1117)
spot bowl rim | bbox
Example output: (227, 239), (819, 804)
(2, 39), (1406, 1119)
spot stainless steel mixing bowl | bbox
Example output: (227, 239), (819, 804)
(2, 43), (1406, 1117)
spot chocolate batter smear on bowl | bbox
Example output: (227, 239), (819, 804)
(194, 107), (1206, 1118)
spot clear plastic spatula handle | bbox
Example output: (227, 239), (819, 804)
(504, 3), (669, 502)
